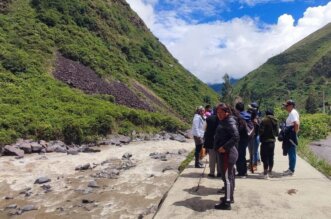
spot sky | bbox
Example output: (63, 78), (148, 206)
(126, 0), (331, 84)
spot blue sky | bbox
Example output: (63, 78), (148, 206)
(127, 0), (331, 83)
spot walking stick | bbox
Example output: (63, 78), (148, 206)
(195, 157), (208, 192)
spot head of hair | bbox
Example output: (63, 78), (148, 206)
(216, 103), (231, 114)
(265, 109), (274, 116)
(235, 102), (245, 112)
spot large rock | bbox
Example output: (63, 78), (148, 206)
(75, 163), (91, 171)
(31, 142), (43, 153)
(19, 142), (32, 154)
(3, 146), (24, 157)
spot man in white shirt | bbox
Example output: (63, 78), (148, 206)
(192, 106), (206, 168)
(283, 100), (300, 176)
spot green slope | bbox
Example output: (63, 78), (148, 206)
(234, 23), (331, 110)
(0, 0), (218, 145)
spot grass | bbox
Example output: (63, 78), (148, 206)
(0, 0), (218, 145)
(178, 150), (195, 173)
(298, 137), (331, 178)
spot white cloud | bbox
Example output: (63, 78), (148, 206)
(126, 0), (331, 83)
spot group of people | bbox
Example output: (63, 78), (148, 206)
(191, 100), (300, 210)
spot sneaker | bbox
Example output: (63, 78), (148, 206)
(236, 174), (247, 179)
(217, 187), (225, 194)
(208, 173), (215, 178)
(214, 202), (231, 210)
(195, 163), (204, 168)
(283, 169), (294, 176)
(220, 197), (234, 203)
(268, 170), (273, 177)
(263, 174), (268, 179)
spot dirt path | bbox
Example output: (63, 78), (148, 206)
(310, 135), (331, 164)
(0, 140), (194, 219)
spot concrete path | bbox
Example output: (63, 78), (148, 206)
(154, 141), (331, 219)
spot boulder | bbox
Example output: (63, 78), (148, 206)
(87, 180), (99, 188)
(122, 152), (132, 159)
(31, 142), (43, 153)
(3, 145), (24, 157)
(34, 177), (51, 184)
(67, 148), (79, 155)
(21, 205), (37, 212)
(19, 142), (32, 154)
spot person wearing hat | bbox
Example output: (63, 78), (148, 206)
(259, 109), (279, 179)
(192, 106), (206, 168)
(282, 100), (300, 176)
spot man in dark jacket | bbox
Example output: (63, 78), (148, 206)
(204, 112), (221, 177)
(259, 109), (279, 179)
(235, 102), (251, 177)
(214, 103), (239, 210)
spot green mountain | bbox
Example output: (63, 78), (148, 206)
(234, 23), (331, 111)
(0, 0), (218, 145)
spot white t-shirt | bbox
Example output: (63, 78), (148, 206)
(286, 109), (300, 127)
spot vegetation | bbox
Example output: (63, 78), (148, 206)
(233, 23), (331, 111)
(178, 150), (195, 173)
(0, 0), (219, 145)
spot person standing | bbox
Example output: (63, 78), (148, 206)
(259, 109), (279, 179)
(282, 100), (300, 176)
(248, 102), (261, 171)
(204, 111), (221, 177)
(235, 102), (251, 177)
(214, 103), (239, 210)
(192, 106), (206, 168)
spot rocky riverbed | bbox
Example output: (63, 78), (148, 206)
(0, 139), (193, 219)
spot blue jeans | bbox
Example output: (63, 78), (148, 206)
(288, 146), (296, 172)
(253, 135), (260, 164)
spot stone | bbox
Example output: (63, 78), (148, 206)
(122, 152), (132, 159)
(87, 180), (99, 188)
(5, 204), (17, 209)
(34, 177), (51, 184)
(54, 146), (67, 153)
(178, 149), (187, 155)
(3, 145), (24, 157)
(21, 204), (37, 212)
(82, 199), (94, 204)
(75, 163), (90, 171)
(31, 142), (43, 153)
(4, 196), (14, 200)
(67, 148), (79, 155)
(19, 143), (32, 154)
(41, 184), (51, 190)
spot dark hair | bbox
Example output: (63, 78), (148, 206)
(235, 102), (245, 112)
(205, 104), (211, 109)
(265, 109), (274, 116)
(216, 103), (231, 113)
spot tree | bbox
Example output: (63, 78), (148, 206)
(219, 73), (235, 104)
(305, 90), (319, 114)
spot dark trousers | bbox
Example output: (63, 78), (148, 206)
(260, 142), (275, 171)
(220, 153), (235, 202)
(236, 139), (248, 175)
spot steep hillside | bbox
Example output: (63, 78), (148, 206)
(0, 0), (218, 144)
(234, 23), (331, 110)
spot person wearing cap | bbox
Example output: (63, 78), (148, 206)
(192, 106), (206, 168)
(282, 100), (300, 176)
(259, 109), (279, 179)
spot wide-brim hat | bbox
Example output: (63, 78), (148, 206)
(282, 99), (295, 107)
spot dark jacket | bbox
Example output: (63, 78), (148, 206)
(214, 116), (239, 161)
(282, 126), (298, 156)
(203, 115), (219, 149)
(259, 115), (279, 143)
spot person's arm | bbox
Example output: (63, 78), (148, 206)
(222, 119), (239, 152)
(293, 121), (299, 133)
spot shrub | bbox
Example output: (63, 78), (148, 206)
(300, 114), (331, 140)
(62, 121), (83, 144)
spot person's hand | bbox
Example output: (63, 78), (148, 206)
(218, 147), (225, 153)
